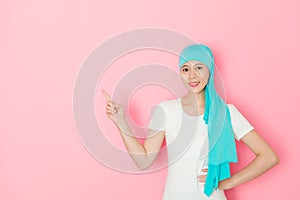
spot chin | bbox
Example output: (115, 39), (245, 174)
(189, 88), (205, 94)
(184, 83), (206, 94)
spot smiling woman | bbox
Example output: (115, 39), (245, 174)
(180, 60), (210, 96)
(102, 43), (279, 200)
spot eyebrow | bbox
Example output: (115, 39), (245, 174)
(181, 63), (205, 68)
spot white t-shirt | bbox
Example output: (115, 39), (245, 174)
(148, 97), (254, 200)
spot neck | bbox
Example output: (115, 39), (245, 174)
(185, 89), (206, 107)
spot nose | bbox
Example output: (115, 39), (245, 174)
(189, 67), (198, 79)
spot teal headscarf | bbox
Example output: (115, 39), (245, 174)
(179, 44), (238, 197)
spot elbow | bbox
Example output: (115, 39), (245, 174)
(137, 159), (151, 171)
(272, 154), (280, 166)
(269, 151), (280, 166)
(138, 166), (147, 171)
(137, 164), (150, 171)
(137, 166), (144, 171)
(258, 150), (280, 167)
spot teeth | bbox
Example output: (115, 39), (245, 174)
(189, 82), (199, 86)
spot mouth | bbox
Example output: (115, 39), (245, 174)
(188, 81), (200, 88)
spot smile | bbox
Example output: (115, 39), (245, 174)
(189, 81), (200, 88)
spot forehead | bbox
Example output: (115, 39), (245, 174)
(181, 60), (207, 67)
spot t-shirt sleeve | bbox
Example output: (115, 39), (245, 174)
(228, 104), (255, 141)
(147, 103), (167, 131)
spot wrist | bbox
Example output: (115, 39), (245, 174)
(218, 176), (236, 190)
(115, 118), (130, 132)
(227, 175), (239, 189)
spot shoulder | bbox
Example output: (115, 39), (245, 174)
(226, 103), (243, 119)
(158, 98), (179, 108)
(156, 98), (180, 116)
(226, 103), (252, 124)
(227, 103), (236, 109)
(227, 103), (239, 113)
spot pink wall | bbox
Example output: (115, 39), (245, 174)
(1, 0), (299, 199)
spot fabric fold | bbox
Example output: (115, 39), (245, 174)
(178, 44), (238, 197)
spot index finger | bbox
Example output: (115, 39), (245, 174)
(101, 89), (112, 101)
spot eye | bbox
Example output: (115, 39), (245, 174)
(182, 68), (189, 72)
(196, 66), (203, 70)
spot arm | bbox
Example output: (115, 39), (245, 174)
(102, 89), (165, 171)
(116, 120), (165, 171)
(219, 129), (280, 189)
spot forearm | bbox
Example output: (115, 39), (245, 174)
(115, 120), (148, 170)
(228, 151), (280, 189)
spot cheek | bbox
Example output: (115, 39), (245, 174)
(180, 74), (188, 82)
(198, 71), (210, 80)
(204, 70), (210, 79)
(203, 73), (210, 82)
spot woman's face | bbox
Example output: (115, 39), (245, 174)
(180, 60), (210, 94)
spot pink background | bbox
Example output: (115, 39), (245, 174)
(1, 0), (299, 199)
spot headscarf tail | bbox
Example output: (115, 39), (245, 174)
(179, 44), (238, 197)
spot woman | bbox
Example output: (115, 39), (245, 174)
(102, 44), (279, 199)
